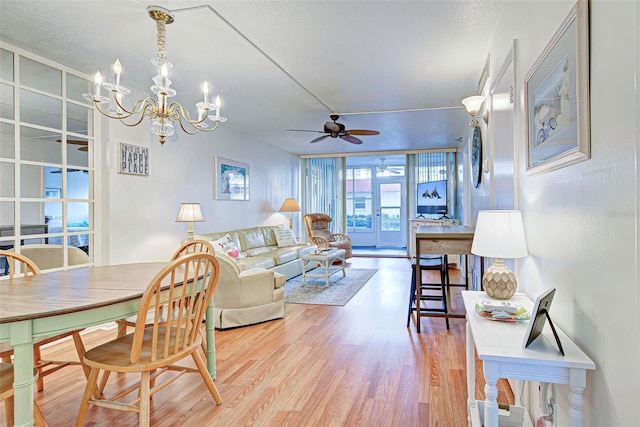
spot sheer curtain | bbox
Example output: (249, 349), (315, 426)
(302, 157), (345, 233)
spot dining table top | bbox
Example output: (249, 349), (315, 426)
(0, 262), (168, 324)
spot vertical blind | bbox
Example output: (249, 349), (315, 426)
(302, 157), (344, 233)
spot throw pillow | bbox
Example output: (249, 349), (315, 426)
(211, 234), (243, 259)
(275, 228), (297, 248)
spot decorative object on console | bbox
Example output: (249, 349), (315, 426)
(523, 288), (564, 355)
(461, 95), (488, 128)
(83, 6), (226, 145)
(279, 198), (301, 229)
(525, 0), (590, 175)
(471, 210), (528, 300)
(175, 203), (205, 240)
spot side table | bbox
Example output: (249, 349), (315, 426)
(301, 248), (346, 288)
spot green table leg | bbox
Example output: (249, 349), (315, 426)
(205, 299), (216, 380)
(11, 321), (35, 427)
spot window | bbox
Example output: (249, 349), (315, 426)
(0, 45), (95, 274)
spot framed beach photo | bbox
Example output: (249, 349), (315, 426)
(525, 1), (590, 175)
(214, 156), (250, 200)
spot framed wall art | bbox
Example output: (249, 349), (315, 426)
(119, 142), (149, 176)
(525, 1), (590, 175)
(214, 156), (250, 200)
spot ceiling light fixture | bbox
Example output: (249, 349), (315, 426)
(83, 6), (226, 145)
(461, 95), (488, 128)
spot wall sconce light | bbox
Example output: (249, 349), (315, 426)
(279, 198), (301, 229)
(461, 95), (489, 127)
(175, 203), (205, 240)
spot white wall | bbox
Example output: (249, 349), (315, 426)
(97, 88), (300, 265)
(475, 1), (639, 425)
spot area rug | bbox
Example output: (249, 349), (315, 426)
(283, 268), (378, 306)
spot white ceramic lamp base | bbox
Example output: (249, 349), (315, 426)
(482, 258), (517, 300)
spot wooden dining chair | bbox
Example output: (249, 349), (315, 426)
(114, 240), (214, 339)
(0, 363), (48, 427)
(99, 240), (216, 393)
(0, 250), (90, 392)
(76, 252), (222, 426)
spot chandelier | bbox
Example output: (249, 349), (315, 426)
(83, 6), (226, 145)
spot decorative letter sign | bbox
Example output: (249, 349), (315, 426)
(119, 142), (149, 176)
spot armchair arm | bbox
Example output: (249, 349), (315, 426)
(329, 233), (352, 245)
(309, 235), (331, 248)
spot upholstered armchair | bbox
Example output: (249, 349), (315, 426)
(303, 213), (352, 259)
(213, 252), (286, 329)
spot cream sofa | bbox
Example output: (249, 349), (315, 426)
(212, 253), (287, 329)
(193, 225), (316, 280)
(191, 225), (317, 329)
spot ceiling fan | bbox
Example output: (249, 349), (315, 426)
(287, 114), (380, 144)
(377, 158), (402, 175)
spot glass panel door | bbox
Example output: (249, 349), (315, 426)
(376, 179), (405, 247)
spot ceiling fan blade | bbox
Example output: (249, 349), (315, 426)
(286, 129), (324, 133)
(346, 129), (380, 136)
(310, 135), (330, 144)
(340, 135), (363, 144)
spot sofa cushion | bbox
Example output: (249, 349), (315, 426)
(261, 226), (280, 247)
(270, 247), (298, 264)
(237, 227), (267, 252)
(275, 228), (298, 247)
(212, 234), (243, 259)
(245, 247), (271, 257)
(237, 255), (276, 270)
(295, 244), (317, 257)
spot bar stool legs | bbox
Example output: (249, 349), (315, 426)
(408, 255), (450, 331)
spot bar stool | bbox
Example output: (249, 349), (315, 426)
(407, 254), (450, 330)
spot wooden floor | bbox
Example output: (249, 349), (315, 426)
(2, 257), (513, 426)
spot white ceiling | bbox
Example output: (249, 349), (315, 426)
(0, 0), (502, 155)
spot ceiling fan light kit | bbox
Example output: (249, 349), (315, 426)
(287, 114), (380, 145)
(83, 6), (226, 145)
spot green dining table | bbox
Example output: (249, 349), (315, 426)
(0, 262), (217, 427)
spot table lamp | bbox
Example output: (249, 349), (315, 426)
(175, 203), (205, 240)
(279, 198), (301, 229)
(471, 210), (528, 299)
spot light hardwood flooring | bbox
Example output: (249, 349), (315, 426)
(2, 257), (513, 426)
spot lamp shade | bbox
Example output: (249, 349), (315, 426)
(279, 198), (301, 213)
(471, 210), (528, 259)
(175, 203), (205, 222)
(461, 95), (485, 115)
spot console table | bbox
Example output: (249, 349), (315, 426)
(462, 291), (596, 427)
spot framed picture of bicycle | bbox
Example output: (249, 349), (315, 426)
(525, 1), (590, 176)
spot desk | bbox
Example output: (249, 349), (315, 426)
(414, 225), (476, 332)
(462, 291), (595, 427)
(0, 263), (217, 427)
